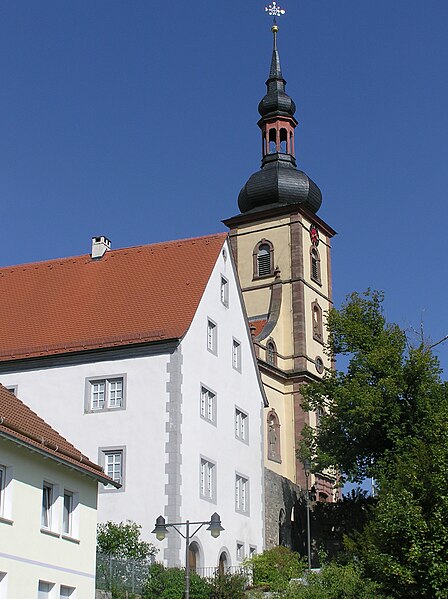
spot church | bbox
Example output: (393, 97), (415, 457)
(0, 18), (336, 568)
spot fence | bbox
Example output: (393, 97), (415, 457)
(96, 553), (155, 595)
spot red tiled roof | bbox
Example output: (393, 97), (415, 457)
(0, 234), (227, 362)
(249, 319), (267, 339)
(0, 385), (115, 484)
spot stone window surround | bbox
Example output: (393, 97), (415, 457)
(232, 338), (242, 372)
(206, 318), (218, 356)
(234, 406), (249, 444)
(199, 456), (217, 504)
(84, 374), (127, 414)
(253, 239), (274, 280)
(98, 446), (126, 493)
(199, 383), (217, 427)
(220, 275), (229, 307)
(235, 472), (250, 516)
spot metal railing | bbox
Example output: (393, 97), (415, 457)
(96, 553), (155, 595)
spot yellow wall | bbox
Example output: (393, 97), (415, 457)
(0, 438), (99, 598)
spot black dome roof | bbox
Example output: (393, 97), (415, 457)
(238, 154), (322, 214)
(258, 88), (296, 118)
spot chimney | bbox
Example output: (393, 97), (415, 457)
(91, 235), (111, 259)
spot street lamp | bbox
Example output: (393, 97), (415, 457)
(303, 458), (312, 570)
(152, 513), (224, 599)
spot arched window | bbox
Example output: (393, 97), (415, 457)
(267, 410), (281, 463)
(269, 128), (277, 154)
(312, 301), (323, 343)
(266, 339), (277, 367)
(280, 128), (288, 153)
(310, 248), (321, 284)
(253, 239), (274, 278)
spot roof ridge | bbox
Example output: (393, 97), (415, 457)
(0, 232), (227, 273)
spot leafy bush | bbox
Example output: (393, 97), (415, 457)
(281, 561), (389, 599)
(142, 563), (211, 599)
(97, 520), (157, 560)
(208, 570), (248, 598)
(248, 546), (306, 592)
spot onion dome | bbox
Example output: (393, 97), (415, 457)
(238, 154), (322, 214)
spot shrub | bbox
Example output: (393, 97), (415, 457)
(208, 570), (248, 598)
(281, 561), (389, 599)
(248, 546), (306, 592)
(142, 563), (211, 599)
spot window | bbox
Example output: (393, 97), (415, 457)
(60, 586), (75, 598)
(200, 386), (216, 425)
(0, 572), (6, 599)
(87, 377), (125, 412)
(315, 356), (324, 374)
(38, 581), (54, 599)
(249, 545), (257, 558)
(267, 410), (281, 463)
(235, 408), (248, 443)
(236, 542), (245, 561)
(105, 452), (123, 485)
(253, 239), (274, 278)
(99, 447), (126, 491)
(200, 458), (216, 502)
(207, 319), (217, 354)
(266, 339), (277, 367)
(235, 474), (249, 514)
(220, 276), (229, 307)
(41, 483), (54, 529)
(310, 248), (321, 284)
(232, 339), (241, 371)
(62, 492), (73, 535)
(5, 386), (16, 395)
(312, 301), (323, 343)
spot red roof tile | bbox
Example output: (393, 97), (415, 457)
(0, 234), (227, 362)
(0, 385), (115, 484)
(249, 319), (268, 339)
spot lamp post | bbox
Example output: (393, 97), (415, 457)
(152, 512), (224, 599)
(303, 458), (312, 570)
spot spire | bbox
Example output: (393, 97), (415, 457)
(269, 25), (283, 81)
(237, 5), (323, 215)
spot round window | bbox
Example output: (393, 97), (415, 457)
(315, 356), (324, 374)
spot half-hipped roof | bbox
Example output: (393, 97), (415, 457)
(0, 233), (227, 362)
(0, 385), (117, 485)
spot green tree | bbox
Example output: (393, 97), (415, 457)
(247, 546), (306, 592)
(300, 290), (448, 598)
(97, 520), (157, 560)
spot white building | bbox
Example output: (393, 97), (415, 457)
(0, 384), (117, 598)
(0, 233), (267, 570)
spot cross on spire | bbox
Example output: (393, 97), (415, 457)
(265, 1), (286, 24)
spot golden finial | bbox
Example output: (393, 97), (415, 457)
(272, 24), (279, 33)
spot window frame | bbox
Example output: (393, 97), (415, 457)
(200, 384), (217, 426)
(85, 375), (126, 414)
(312, 301), (324, 343)
(235, 473), (250, 515)
(220, 275), (229, 307)
(99, 447), (126, 492)
(38, 581), (55, 599)
(200, 457), (216, 503)
(267, 410), (281, 463)
(60, 586), (76, 598)
(253, 239), (274, 279)
(206, 318), (218, 355)
(235, 407), (249, 444)
(236, 541), (245, 562)
(232, 338), (242, 372)
(310, 247), (321, 285)
(41, 481), (59, 534)
(266, 339), (278, 367)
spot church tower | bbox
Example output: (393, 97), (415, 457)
(224, 21), (337, 549)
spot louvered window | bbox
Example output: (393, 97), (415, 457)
(311, 249), (321, 283)
(257, 244), (271, 276)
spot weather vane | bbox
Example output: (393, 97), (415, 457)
(265, 2), (286, 25)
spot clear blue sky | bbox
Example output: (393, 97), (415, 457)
(1, 1), (447, 374)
